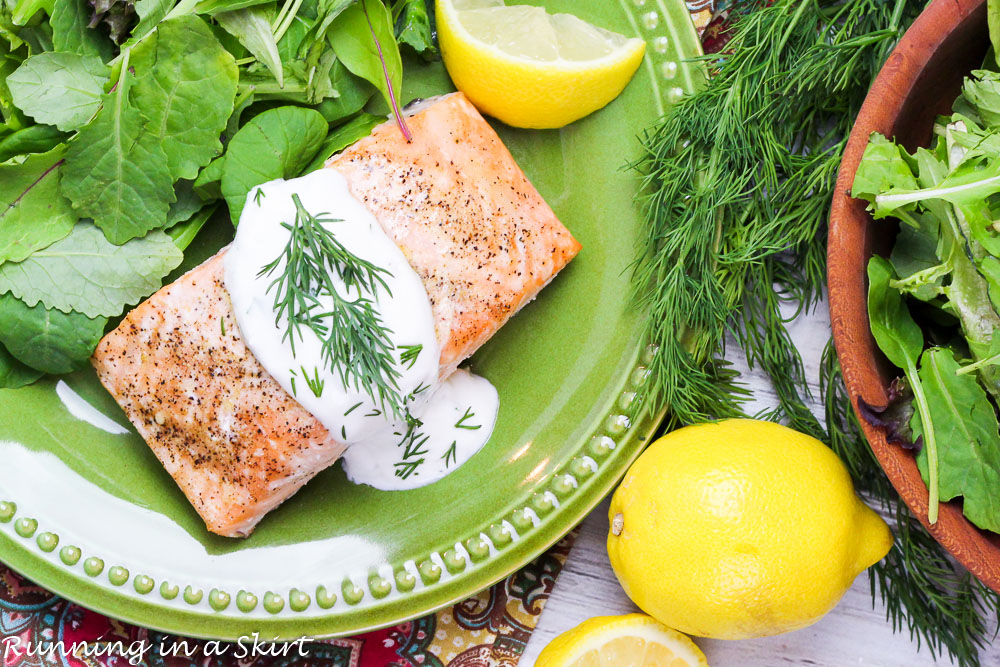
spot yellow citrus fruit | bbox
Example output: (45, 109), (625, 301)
(607, 419), (892, 640)
(435, 0), (646, 129)
(535, 613), (708, 667)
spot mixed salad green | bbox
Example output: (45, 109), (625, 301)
(0, 0), (433, 387)
(853, 55), (1000, 533)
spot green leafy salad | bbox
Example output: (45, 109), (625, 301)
(0, 0), (434, 388)
(853, 49), (1000, 534)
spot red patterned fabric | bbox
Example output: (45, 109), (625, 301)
(0, 533), (575, 667)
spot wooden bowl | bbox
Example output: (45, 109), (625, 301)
(828, 0), (1000, 591)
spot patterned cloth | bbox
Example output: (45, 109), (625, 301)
(0, 7), (729, 667)
(0, 533), (575, 667)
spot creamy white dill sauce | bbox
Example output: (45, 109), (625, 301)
(224, 169), (498, 490)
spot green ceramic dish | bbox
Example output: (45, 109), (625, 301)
(0, 0), (702, 640)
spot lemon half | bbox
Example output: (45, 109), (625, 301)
(436, 0), (646, 128)
(536, 614), (709, 667)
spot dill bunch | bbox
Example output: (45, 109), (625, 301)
(633, 0), (914, 426)
(632, 0), (1000, 663)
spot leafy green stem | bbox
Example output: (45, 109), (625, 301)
(907, 357), (939, 523)
(957, 352), (1000, 376)
(273, 0), (305, 42)
(360, 0), (411, 142)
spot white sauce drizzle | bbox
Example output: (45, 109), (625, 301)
(224, 169), (498, 491)
(56, 380), (130, 435)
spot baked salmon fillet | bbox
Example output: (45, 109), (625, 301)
(91, 92), (581, 538)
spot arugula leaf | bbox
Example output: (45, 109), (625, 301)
(193, 156), (225, 201)
(868, 256), (924, 369)
(913, 145), (949, 189)
(0, 341), (42, 389)
(0, 39), (29, 129)
(868, 255), (940, 523)
(0, 146), (75, 264)
(50, 0), (112, 60)
(0, 222), (183, 318)
(316, 59), (375, 123)
(222, 88), (256, 145)
(131, 15), (238, 181)
(330, 0), (409, 139)
(195, 0), (274, 15)
(8, 20), (54, 55)
(285, 47), (339, 103)
(888, 211), (945, 302)
(851, 133), (919, 211)
(392, 0), (435, 58)
(302, 0), (355, 45)
(0, 293), (106, 374)
(6, 51), (108, 131)
(128, 0), (177, 45)
(963, 69), (1000, 129)
(166, 179), (209, 227)
(10, 0), (52, 26)
(221, 105), (327, 224)
(305, 112), (382, 172)
(216, 7), (284, 86)
(980, 255), (1000, 314)
(61, 50), (175, 245)
(873, 158), (1000, 214)
(913, 347), (1000, 533)
(0, 124), (70, 163)
(167, 202), (217, 251)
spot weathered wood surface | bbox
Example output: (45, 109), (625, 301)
(523, 301), (1000, 665)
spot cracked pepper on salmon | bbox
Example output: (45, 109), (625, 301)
(91, 93), (581, 538)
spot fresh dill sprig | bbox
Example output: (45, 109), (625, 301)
(454, 407), (480, 430)
(394, 413), (428, 479)
(399, 343), (423, 369)
(260, 193), (404, 416)
(404, 381), (430, 406)
(631, 0), (919, 425)
(301, 366), (325, 398)
(631, 0), (1000, 662)
(442, 441), (457, 468)
(394, 458), (424, 480)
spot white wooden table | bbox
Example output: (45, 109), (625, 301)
(521, 300), (1000, 666)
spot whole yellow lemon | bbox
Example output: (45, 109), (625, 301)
(607, 419), (892, 640)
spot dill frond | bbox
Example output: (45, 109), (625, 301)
(260, 193), (404, 415)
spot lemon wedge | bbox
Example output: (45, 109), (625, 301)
(535, 614), (709, 667)
(436, 0), (646, 128)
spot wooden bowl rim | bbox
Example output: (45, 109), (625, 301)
(828, 0), (1000, 591)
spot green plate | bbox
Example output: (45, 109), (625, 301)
(0, 0), (702, 640)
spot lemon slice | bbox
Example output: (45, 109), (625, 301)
(535, 614), (709, 667)
(436, 0), (646, 128)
